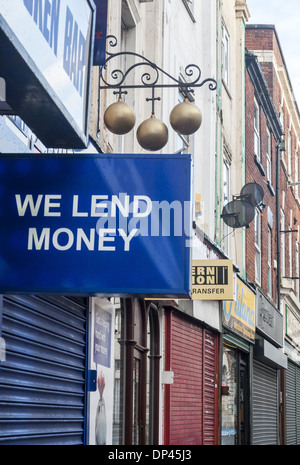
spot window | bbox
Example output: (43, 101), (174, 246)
(266, 129), (272, 183)
(255, 209), (261, 285)
(223, 158), (230, 254)
(254, 99), (260, 160)
(289, 211), (293, 278)
(295, 152), (299, 197)
(176, 90), (194, 153)
(296, 242), (299, 299)
(112, 299), (160, 445)
(287, 131), (292, 176)
(268, 227), (272, 296)
(221, 22), (229, 87)
(281, 210), (285, 277)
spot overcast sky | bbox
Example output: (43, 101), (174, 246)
(247, 0), (300, 105)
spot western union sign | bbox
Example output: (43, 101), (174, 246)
(192, 259), (234, 300)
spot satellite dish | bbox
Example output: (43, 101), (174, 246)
(221, 199), (255, 229)
(240, 182), (264, 207)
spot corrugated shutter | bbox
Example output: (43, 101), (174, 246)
(253, 360), (278, 445)
(297, 366), (300, 442)
(0, 295), (87, 445)
(286, 360), (300, 445)
(167, 311), (218, 445)
(203, 330), (218, 445)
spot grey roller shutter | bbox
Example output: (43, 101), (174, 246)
(0, 295), (88, 445)
(253, 360), (278, 445)
(286, 360), (300, 445)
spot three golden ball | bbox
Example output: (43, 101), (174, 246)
(104, 98), (136, 135)
(104, 97), (202, 148)
(170, 98), (202, 135)
(137, 114), (169, 151)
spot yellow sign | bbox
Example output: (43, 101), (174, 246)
(223, 277), (256, 341)
(192, 259), (234, 300)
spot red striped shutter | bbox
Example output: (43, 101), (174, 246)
(164, 310), (218, 445)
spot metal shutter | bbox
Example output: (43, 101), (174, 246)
(0, 295), (87, 445)
(286, 360), (300, 445)
(253, 360), (278, 445)
(167, 312), (218, 445)
(203, 330), (218, 445)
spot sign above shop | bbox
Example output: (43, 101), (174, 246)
(0, 153), (192, 297)
(93, 0), (108, 66)
(192, 259), (234, 300)
(0, 0), (95, 148)
(223, 277), (256, 342)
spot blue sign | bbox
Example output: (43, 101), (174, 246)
(0, 154), (192, 297)
(0, 0), (95, 148)
(94, 305), (112, 367)
(93, 0), (108, 66)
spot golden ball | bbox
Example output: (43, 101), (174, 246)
(104, 98), (136, 135)
(137, 115), (168, 151)
(170, 99), (202, 135)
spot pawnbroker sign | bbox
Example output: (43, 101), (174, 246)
(0, 154), (192, 297)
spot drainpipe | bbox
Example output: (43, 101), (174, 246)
(276, 138), (285, 312)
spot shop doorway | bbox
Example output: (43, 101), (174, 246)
(221, 343), (250, 444)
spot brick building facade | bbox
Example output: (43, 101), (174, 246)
(246, 24), (300, 445)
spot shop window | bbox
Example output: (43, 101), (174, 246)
(112, 299), (160, 445)
(221, 344), (249, 445)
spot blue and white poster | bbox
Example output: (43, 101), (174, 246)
(0, 153), (192, 297)
(89, 298), (115, 445)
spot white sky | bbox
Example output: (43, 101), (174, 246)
(247, 0), (300, 106)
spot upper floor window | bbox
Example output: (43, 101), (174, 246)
(281, 209), (285, 277)
(287, 130), (292, 176)
(254, 99), (260, 160)
(222, 158), (230, 255)
(296, 242), (300, 300)
(266, 128), (272, 183)
(255, 208), (261, 285)
(268, 227), (272, 297)
(295, 151), (299, 197)
(221, 22), (229, 88)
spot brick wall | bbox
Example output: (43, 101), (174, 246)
(246, 25), (300, 302)
(245, 67), (278, 303)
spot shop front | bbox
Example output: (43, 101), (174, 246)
(163, 305), (219, 445)
(284, 303), (300, 444)
(252, 291), (287, 445)
(221, 276), (256, 445)
(0, 153), (192, 445)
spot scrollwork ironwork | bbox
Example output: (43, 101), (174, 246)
(100, 35), (217, 92)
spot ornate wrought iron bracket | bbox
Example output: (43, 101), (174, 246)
(99, 35), (217, 93)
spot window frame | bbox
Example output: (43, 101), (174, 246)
(266, 128), (272, 183)
(267, 227), (272, 297)
(221, 21), (230, 88)
(254, 99), (260, 161)
(255, 208), (261, 285)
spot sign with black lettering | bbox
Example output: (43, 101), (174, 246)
(192, 259), (233, 300)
